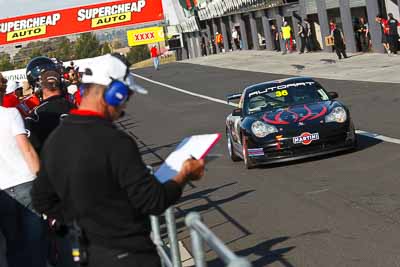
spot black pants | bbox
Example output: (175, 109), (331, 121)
(233, 39), (240, 50)
(305, 36), (312, 51)
(388, 35), (398, 54)
(359, 34), (369, 52)
(299, 37), (306, 53)
(87, 245), (161, 267)
(335, 45), (347, 59)
(273, 39), (280, 51)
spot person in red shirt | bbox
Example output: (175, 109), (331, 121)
(376, 14), (391, 55)
(2, 81), (20, 108)
(150, 44), (159, 70)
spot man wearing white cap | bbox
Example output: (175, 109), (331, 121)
(32, 53), (205, 267)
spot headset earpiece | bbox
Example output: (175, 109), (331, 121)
(103, 80), (129, 107)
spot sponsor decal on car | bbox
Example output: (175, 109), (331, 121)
(248, 148), (265, 157)
(293, 132), (319, 145)
(248, 82), (315, 98)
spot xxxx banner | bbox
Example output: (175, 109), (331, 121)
(126, 26), (165, 46)
(0, 0), (164, 45)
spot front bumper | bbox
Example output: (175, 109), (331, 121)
(245, 125), (356, 165)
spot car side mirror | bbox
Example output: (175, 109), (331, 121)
(328, 91), (339, 99)
(232, 108), (242, 116)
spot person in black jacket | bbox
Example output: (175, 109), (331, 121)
(331, 22), (348, 60)
(31, 54), (205, 267)
(387, 13), (399, 54)
(25, 70), (74, 152)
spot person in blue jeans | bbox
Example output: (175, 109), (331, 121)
(150, 45), (160, 70)
(0, 72), (47, 267)
(0, 184), (48, 267)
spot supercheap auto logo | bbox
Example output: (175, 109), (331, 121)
(0, 14), (61, 41)
(77, 0), (147, 28)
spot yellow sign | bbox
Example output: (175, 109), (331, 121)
(325, 36), (334, 47)
(127, 26), (165, 46)
(7, 26), (47, 41)
(91, 12), (131, 28)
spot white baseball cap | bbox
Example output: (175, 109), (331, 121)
(81, 54), (147, 94)
(5, 81), (20, 94)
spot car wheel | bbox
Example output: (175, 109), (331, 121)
(242, 135), (255, 169)
(227, 130), (241, 162)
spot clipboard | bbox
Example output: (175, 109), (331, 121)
(154, 133), (221, 183)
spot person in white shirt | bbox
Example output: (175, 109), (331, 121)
(0, 72), (46, 267)
(231, 27), (240, 50)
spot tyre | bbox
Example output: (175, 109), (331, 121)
(227, 130), (241, 162)
(242, 135), (255, 169)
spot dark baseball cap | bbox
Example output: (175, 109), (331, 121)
(41, 70), (61, 89)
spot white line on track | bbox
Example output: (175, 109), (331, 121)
(134, 73), (237, 107)
(133, 73), (400, 145)
(355, 130), (400, 145)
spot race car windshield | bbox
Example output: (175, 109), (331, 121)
(245, 83), (330, 115)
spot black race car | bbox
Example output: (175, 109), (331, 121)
(225, 77), (357, 169)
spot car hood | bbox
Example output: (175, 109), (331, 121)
(255, 101), (340, 125)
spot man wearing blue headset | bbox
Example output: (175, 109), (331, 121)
(31, 53), (205, 267)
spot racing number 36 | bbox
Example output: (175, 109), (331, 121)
(276, 90), (288, 97)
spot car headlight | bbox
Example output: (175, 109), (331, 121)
(325, 107), (347, 123)
(251, 121), (278, 138)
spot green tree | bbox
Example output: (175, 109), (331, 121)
(53, 37), (74, 61)
(111, 39), (123, 49)
(126, 45), (150, 65)
(74, 33), (101, 59)
(0, 52), (14, 71)
(101, 42), (112, 54)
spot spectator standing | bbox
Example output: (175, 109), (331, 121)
(376, 14), (391, 55)
(232, 27), (240, 50)
(150, 45), (160, 70)
(303, 18), (313, 52)
(3, 81), (20, 108)
(201, 37), (207, 56)
(25, 69), (74, 153)
(387, 13), (400, 54)
(329, 20), (336, 52)
(0, 72), (45, 267)
(357, 17), (369, 52)
(297, 21), (306, 54)
(31, 53), (206, 267)
(271, 24), (280, 52)
(216, 32), (224, 52)
(331, 22), (348, 59)
(281, 21), (292, 54)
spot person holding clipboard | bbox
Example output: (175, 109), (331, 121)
(31, 54), (207, 267)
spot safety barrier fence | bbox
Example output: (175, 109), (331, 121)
(150, 208), (252, 267)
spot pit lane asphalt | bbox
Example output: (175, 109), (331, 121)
(120, 63), (400, 267)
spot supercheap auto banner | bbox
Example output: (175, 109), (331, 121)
(0, 0), (164, 45)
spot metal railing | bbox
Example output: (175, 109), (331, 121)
(185, 212), (252, 267)
(150, 208), (252, 267)
(150, 207), (182, 267)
